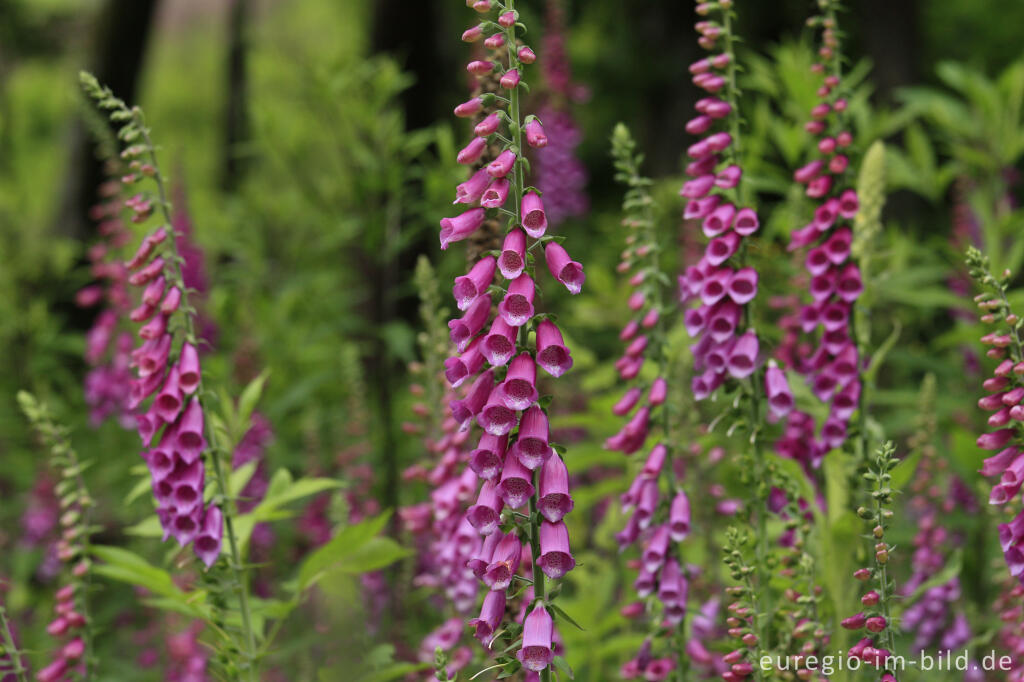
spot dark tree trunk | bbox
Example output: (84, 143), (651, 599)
(371, 0), (446, 131)
(220, 0), (250, 192)
(55, 0), (159, 243)
(859, 0), (919, 100)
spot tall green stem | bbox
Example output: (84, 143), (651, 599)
(0, 604), (27, 682)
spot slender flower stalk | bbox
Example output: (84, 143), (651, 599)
(901, 375), (975, 655)
(0, 599), (27, 682)
(401, 257), (477, 678)
(608, 123), (682, 680)
(79, 73), (258, 680)
(443, 3), (585, 678)
(18, 392), (96, 682)
(966, 247), (1024, 586)
(842, 441), (902, 676)
(778, 0), (867, 470)
(678, 2), (785, 676)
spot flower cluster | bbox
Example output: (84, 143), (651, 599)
(442, 1), (585, 674)
(841, 441), (901, 675)
(676, 1), (786, 413)
(400, 257), (479, 641)
(533, 0), (588, 227)
(607, 123), (683, 680)
(966, 247), (1024, 585)
(18, 393), (95, 682)
(80, 74), (222, 568)
(781, 0), (863, 465)
(993, 578), (1024, 681)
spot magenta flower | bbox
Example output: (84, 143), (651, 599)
(538, 453), (574, 523)
(469, 589), (507, 645)
(517, 604), (554, 672)
(544, 242), (585, 294)
(537, 520), (575, 579)
(453, 256), (497, 311)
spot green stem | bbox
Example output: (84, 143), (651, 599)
(0, 604), (27, 682)
(873, 498), (897, 677)
(721, 6), (743, 206)
(210, 445), (259, 680)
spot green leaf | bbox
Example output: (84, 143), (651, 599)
(548, 602), (586, 632)
(769, 454), (817, 509)
(250, 474), (343, 519)
(229, 461), (259, 499)
(889, 448), (922, 490)
(355, 663), (430, 682)
(295, 513), (409, 591)
(552, 655), (575, 680)
(125, 476), (154, 506)
(124, 516), (164, 538)
(863, 321), (901, 386)
(237, 370), (270, 434)
(91, 546), (207, 619)
(898, 551), (963, 613)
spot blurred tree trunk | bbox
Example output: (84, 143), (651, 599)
(55, 0), (159, 242)
(220, 0), (249, 192)
(371, 0), (446, 131)
(859, 0), (919, 100)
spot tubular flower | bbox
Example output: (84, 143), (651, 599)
(901, 376), (975, 653)
(432, 2), (582, 672)
(777, 2), (862, 467)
